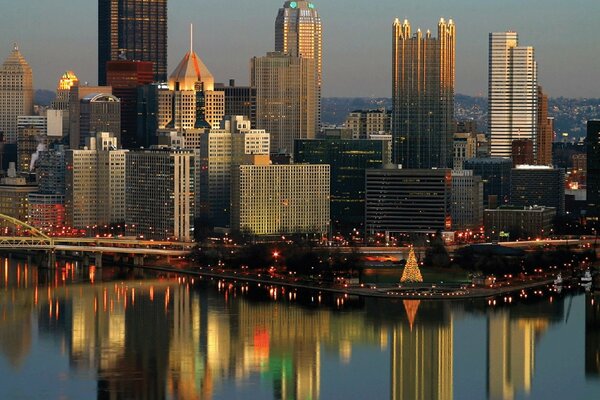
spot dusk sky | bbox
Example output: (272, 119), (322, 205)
(1, 0), (598, 98)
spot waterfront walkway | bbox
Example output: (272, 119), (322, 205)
(138, 264), (555, 300)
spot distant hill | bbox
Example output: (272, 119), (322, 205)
(34, 90), (55, 107)
(323, 95), (600, 138)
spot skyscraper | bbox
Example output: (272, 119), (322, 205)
(0, 44), (34, 144)
(489, 32), (538, 158)
(252, 52), (316, 154)
(98, 0), (167, 85)
(536, 86), (553, 165)
(275, 1), (322, 131)
(392, 18), (455, 168)
(587, 121), (600, 216)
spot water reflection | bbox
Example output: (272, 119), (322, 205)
(0, 257), (599, 399)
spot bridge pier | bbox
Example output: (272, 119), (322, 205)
(46, 251), (56, 269)
(94, 253), (103, 269)
(133, 254), (145, 267)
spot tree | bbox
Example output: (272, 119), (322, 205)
(401, 247), (423, 283)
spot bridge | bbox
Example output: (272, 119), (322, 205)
(0, 214), (194, 267)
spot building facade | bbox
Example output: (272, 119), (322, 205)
(489, 32), (538, 158)
(106, 60), (154, 149)
(231, 164), (330, 236)
(510, 165), (565, 215)
(588, 121), (600, 216)
(511, 139), (534, 167)
(0, 45), (33, 144)
(463, 158), (512, 208)
(294, 137), (391, 231)
(484, 206), (555, 240)
(365, 168), (452, 235)
(98, 0), (167, 84)
(126, 148), (195, 241)
(344, 109), (391, 140)
(275, 0), (322, 131)
(214, 80), (257, 128)
(536, 86), (553, 165)
(79, 94), (121, 148)
(252, 52), (316, 154)
(392, 18), (455, 168)
(68, 83), (113, 149)
(451, 170), (484, 230)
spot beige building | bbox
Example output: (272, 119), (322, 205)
(536, 86), (553, 166)
(231, 163), (330, 236)
(252, 52), (316, 154)
(0, 44), (34, 144)
(65, 133), (127, 229)
(0, 163), (37, 223)
(276, 0), (322, 131)
(344, 109), (391, 139)
(126, 148), (195, 242)
(199, 116), (270, 227)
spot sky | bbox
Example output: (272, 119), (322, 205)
(1, 0), (598, 98)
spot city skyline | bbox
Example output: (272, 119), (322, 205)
(1, 0), (598, 98)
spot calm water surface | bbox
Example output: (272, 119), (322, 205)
(0, 256), (599, 400)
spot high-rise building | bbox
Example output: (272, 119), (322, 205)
(68, 83), (112, 149)
(66, 133), (127, 229)
(510, 165), (565, 215)
(392, 18), (455, 169)
(365, 168), (452, 236)
(536, 86), (553, 166)
(79, 94), (121, 148)
(199, 116), (270, 228)
(275, 0), (322, 131)
(126, 148), (195, 241)
(0, 163), (37, 223)
(252, 52), (316, 154)
(106, 60), (154, 149)
(511, 139), (534, 167)
(294, 136), (391, 231)
(52, 71), (79, 110)
(98, 0), (167, 85)
(231, 163), (330, 236)
(344, 109), (391, 140)
(451, 170), (484, 230)
(214, 80), (257, 128)
(0, 44), (34, 144)
(587, 121), (600, 216)
(489, 32), (538, 158)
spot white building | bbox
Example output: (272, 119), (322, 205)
(65, 132), (128, 229)
(231, 163), (330, 236)
(489, 32), (538, 158)
(126, 148), (195, 242)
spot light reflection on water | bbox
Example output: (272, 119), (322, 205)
(0, 257), (599, 400)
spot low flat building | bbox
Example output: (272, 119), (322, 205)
(365, 168), (452, 236)
(484, 206), (556, 241)
(511, 165), (565, 215)
(231, 163), (330, 236)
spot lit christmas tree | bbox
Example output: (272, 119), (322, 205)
(401, 247), (423, 283)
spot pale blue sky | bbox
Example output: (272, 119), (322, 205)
(1, 0), (598, 98)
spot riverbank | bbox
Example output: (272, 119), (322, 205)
(136, 264), (557, 300)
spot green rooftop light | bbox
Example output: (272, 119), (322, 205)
(290, 1), (297, 8)
(309, 3), (315, 9)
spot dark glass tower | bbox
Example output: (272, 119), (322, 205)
(587, 121), (600, 216)
(98, 0), (167, 85)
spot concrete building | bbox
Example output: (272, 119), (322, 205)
(392, 18), (455, 168)
(464, 158), (512, 208)
(587, 121), (600, 217)
(536, 86), (554, 165)
(451, 170), (484, 230)
(484, 206), (556, 240)
(344, 109), (391, 140)
(511, 139), (534, 167)
(68, 83), (112, 149)
(0, 163), (37, 223)
(98, 0), (167, 84)
(231, 163), (330, 236)
(489, 32), (538, 158)
(365, 168), (452, 236)
(511, 165), (565, 215)
(79, 94), (121, 149)
(17, 125), (47, 174)
(252, 52), (316, 154)
(294, 136), (391, 231)
(276, 0), (322, 131)
(106, 60), (154, 149)
(199, 116), (270, 228)
(0, 44), (33, 144)
(28, 193), (66, 233)
(453, 132), (486, 170)
(126, 148), (195, 241)
(214, 80), (257, 128)
(65, 133), (127, 230)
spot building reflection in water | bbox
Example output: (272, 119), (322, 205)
(487, 296), (563, 400)
(0, 257), (581, 400)
(586, 293), (600, 379)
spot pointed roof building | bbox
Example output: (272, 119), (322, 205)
(168, 29), (214, 92)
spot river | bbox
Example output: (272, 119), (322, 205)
(0, 256), (599, 399)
